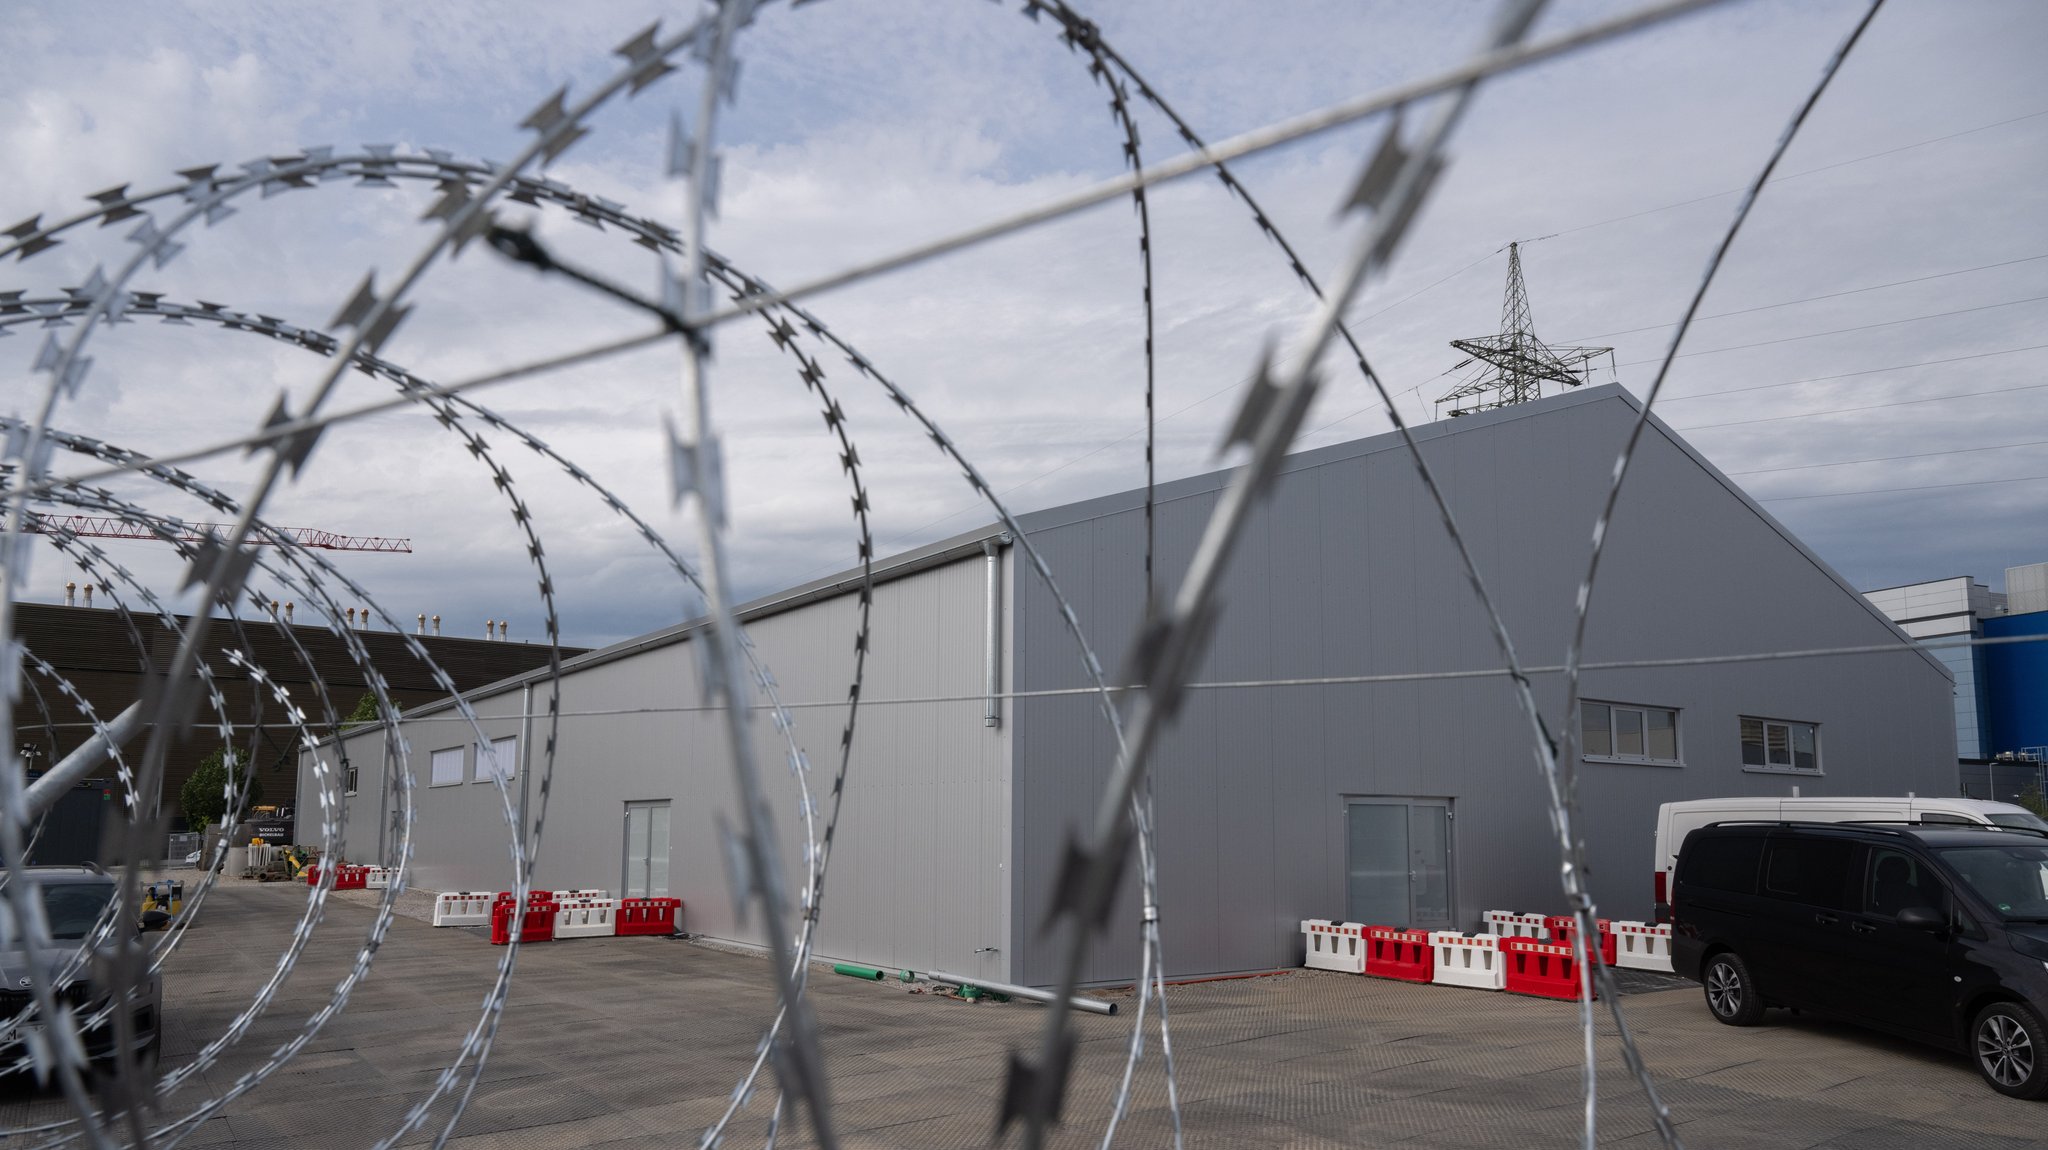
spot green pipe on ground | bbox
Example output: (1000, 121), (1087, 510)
(832, 962), (887, 981)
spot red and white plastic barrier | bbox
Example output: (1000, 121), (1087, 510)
(1365, 927), (1434, 983)
(431, 891), (495, 927)
(1612, 920), (1673, 972)
(553, 888), (610, 901)
(1545, 916), (1617, 967)
(555, 899), (617, 939)
(1428, 931), (1506, 991)
(1482, 910), (1548, 939)
(616, 897), (682, 937)
(1502, 937), (1595, 1001)
(365, 867), (392, 890)
(491, 894), (558, 945)
(1300, 920), (1367, 974)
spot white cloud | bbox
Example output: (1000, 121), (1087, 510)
(6, 0), (2047, 651)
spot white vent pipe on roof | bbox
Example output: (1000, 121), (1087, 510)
(497, 620), (508, 641)
(64, 582), (75, 607)
(485, 618), (494, 640)
(416, 613), (426, 635)
(82, 584), (93, 608)
(431, 614), (441, 636)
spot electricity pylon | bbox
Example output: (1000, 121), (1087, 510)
(1436, 241), (1612, 418)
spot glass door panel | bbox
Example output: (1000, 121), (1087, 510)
(1346, 802), (1409, 926)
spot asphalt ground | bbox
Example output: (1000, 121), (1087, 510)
(0, 881), (2041, 1148)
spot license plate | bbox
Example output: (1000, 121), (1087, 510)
(1, 1024), (45, 1044)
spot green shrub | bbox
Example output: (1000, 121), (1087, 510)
(179, 747), (262, 829)
(2015, 784), (2048, 822)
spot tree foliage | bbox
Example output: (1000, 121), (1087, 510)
(343, 691), (382, 726)
(179, 747), (262, 829)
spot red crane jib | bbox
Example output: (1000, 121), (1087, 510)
(24, 514), (411, 553)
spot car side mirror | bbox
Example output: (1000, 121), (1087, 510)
(1896, 905), (1944, 932)
(138, 910), (171, 933)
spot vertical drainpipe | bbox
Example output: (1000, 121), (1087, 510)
(517, 680), (536, 869)
(984, 534), (1009, 728)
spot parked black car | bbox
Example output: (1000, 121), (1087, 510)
(0, 865), (166, 1068)
(1672, 821), (2048, 1099)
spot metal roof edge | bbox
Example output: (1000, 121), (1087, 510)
(309, 524), (1011, 743)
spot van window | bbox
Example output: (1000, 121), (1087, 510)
(1763, 836), (1856, 909)
(1678, 834), (1764, 894)
(1990, 811), (2048, 832)
(1863, 848), (1949, 918)
(1917, 813), (1973, 825)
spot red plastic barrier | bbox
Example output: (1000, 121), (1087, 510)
(1364, 927), (1433, 983)
(490, 895), (558, 945)
(334, 865), (369, 892)
(1502, 937), (1597, 1001)
(1544, 916), (1616, 966)
(615, 897), (683, 937)
(304, 864), (320, 886)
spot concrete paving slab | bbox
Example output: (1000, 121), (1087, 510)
(2, 881), (2037, 1148)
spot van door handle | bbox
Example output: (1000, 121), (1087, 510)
(1850, 921), (1876, 934)
(1814, 912), (1839, 925)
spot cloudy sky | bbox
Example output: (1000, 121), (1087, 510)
(3, 0), (2044, 649)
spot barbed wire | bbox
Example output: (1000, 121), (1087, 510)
(0, 0), (1930, 1146)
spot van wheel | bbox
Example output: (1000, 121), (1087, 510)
(1702, 951), (1763, 1026)
(1973, 1001), (2048, 1099)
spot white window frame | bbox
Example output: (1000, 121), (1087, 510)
(1740, 715), (1821, 774)
(474, 735), (519, 784)
(1580, 700), (1682, 766)
(429, 746), (466, 788)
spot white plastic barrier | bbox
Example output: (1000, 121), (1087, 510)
(366, 867), (391, 890)
(555, 899), (618, 939)
(432, 891), (495, 927)
(1483, 910), (1548, 939)
(1613, 920), (1673, 972)
(1301, 919), (1367, 974)
(1429, 931), (1506, 991)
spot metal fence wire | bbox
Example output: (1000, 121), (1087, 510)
(0, 0), (1900, 1147)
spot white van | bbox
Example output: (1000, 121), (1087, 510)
(1652, 796), (2047, 918)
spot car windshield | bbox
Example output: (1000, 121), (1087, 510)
(1989, 811), (2048, 831)
(1939, 845), (2048, 920)
(0, 882), (116, 942)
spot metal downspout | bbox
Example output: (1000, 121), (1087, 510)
(983, 535), (1007, 728)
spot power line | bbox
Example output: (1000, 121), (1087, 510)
(1758, 473), (2048, 502)
(1548, 106), (2048, 241)
(1730, 438), (2048, 476)
(1614, 293), (2048, 367)
(1678, 378), (2048, 431)
(1656, 342), (2048, 403)
(1568, 252), (2048, 343)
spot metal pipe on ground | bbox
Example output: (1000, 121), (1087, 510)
(922, 969), (1117, 1016)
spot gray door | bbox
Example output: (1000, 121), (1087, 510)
(1345, 798), (1453, 929)
(622, 800), (671, 898)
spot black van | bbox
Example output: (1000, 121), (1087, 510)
(1671, 821), (2048, 1099)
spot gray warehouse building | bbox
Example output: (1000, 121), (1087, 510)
(300, 385), (1956, 986)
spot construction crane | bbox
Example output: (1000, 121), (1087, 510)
(22, 513), (411, 553)
(1436, 241), (1615, 418)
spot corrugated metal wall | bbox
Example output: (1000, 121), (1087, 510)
(300, 553), (1012, 981)
(1009, 387), (1957, 985)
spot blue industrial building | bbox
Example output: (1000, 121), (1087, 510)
(1873, 561), (2048, 798)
